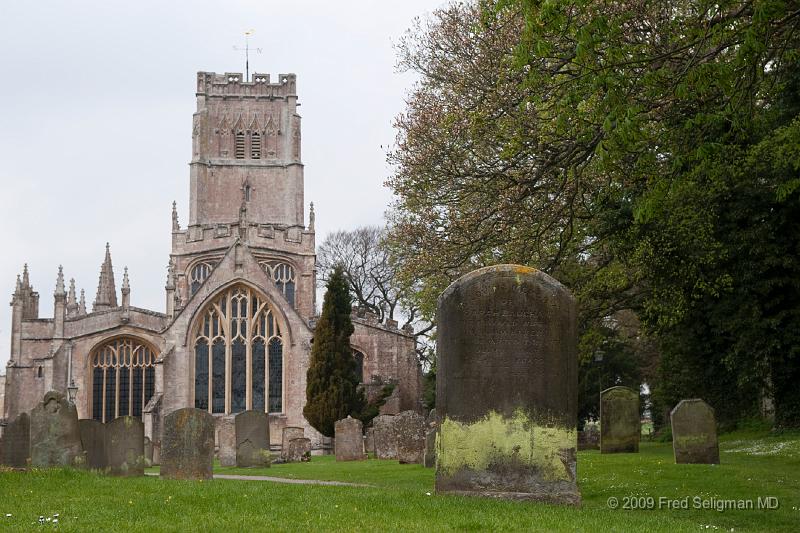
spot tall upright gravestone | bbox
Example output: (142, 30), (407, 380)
(372, 415), (397, 460)
(2, 413), (30, 468)
(30, 391), (84, 468)
(600, 386), (640, 453)
(334, 416), (365, 461)
(78, 419), (107, 470)
(395, 411), (426, 464)
(436, 265), (580, 504)
(160, 408), (215, 480)
(671, 399), (719, 464)
(235, 410), (271, 467)
(106, 416), (145, 476)
(217, 417), (236, 467)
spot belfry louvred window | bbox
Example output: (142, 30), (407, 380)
(250, 131), (261, 159)
(235, 131), (246, 159)
(194, 285), (284, 414)
(91, 338), (157, 423)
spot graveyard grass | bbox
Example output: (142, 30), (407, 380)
(1, 428), (799, 532)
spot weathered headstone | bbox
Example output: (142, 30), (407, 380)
(286, 437), (311, 462)
(217, 417), (236, 467)
(30, 391), (84, 468)
(578, 424), (600, 451)
(160, 408), (215, 480)
(364, 427), (375, 455)
(379, 387), (402, 415)
(372, 415), (397, 460)
(395, 410), (426, 464)
(671, 399), (719, 464)
(334, 416), (365, 461)
(144, 436), (153, 466)
(281, 426), (304, 461)
(78, 419), (107, 470)
(235, 410), (271, 468)
(600, 386), (640, 454)
(106, 416), (145, 477)
(436, 265), (580, 505)
(1, 413), (30, 468)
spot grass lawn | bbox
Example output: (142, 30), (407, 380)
(1, 429), (798, 532)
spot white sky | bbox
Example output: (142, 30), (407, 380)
(0, 0), (442, 370)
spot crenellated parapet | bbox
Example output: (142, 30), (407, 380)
(196, 72), (297, 100)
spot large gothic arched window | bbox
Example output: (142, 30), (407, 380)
(91, 338), (157, 423)
(194, 285), (284, 414)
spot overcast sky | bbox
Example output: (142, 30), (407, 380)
(0, 0), (442, 370)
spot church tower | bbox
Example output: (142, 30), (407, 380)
(189, 72), (303, 227)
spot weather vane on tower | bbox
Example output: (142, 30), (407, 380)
(233, 29), (262, 82)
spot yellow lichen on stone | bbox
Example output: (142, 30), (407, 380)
(437, 410), (575, 481)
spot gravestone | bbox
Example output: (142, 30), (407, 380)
(395, 410), (426, 464)
(286, 437), (311, 462)
(160, 408), (215, 480)
(379, 387), (402, 415)
(436, 265), (580, 505)
(144, 436), (153, 466)
(334, 416), (365, 461)
(151, 440), (161, 466)
(78, 419), (107, 470)
(364, 427), (375, 455)
(671, 399), (719, 464)
(372, 415), (397, 460)
(281, 426), (304, 461)
(424, 409), (439, 468)
(235, 410), (271, 468)
(578, 425), (600, 451)
(600, 386), (640, 454)
(30, 391), (84, 468)
(217, 417), (236, 467)
(106, 416), (145, 477)
(1, 413), (30, 468)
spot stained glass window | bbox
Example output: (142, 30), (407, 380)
(193, 285), (284, 415)
(90, 338), (157, 423)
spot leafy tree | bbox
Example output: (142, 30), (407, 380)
(303, 266), (365, 437)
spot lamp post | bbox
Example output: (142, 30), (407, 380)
(67, 379), (78, 406)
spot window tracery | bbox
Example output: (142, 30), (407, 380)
(91, 338), (156, 423)
(259, 260), (296, 307)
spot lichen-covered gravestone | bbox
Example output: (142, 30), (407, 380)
(235, 410), (271, 467)
(30, 391), (84, 468)
(286, 437), (311, 462)
(671, 399), (720, 464)
(600, 386), (640, 454)
(160, 408), (215, 480)
(78, 419), (107, 470)
(436, 265), (580, 505)
(372, 415), (397, 460)
(395, 411), (426, 464)
(334, 416), (365, 461)
(107, 416), (145, 477)
(217, 417), (236, 467)
(2, 412), (30, 468)
(281, 426), (304, 461)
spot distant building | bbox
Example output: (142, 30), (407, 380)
(2, 71), (421, 447)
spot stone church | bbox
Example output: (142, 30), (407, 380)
(1, 71), (421, 448)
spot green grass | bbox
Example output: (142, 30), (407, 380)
(2, 430), (799, 532)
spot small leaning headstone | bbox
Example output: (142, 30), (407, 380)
(281, 426), (304, 461)
(600, 386), (640, 454)
(235, 410), (271, 468)
(79, 419), (107, 470)
(106, 416), (145, 477)
(435, 265), (580, 505)
(395, 411), (426, 464)
(1, 412), (30, 468)
(372, 415), (397, 460)
(334, 416), (365, 461)
(286, 437), (311, 462)
(160, 407), (215, 480)
(30, 391), (84, 468)
(671, 399), (719, 464)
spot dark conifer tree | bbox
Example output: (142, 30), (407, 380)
(303, 265), (365, 437)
